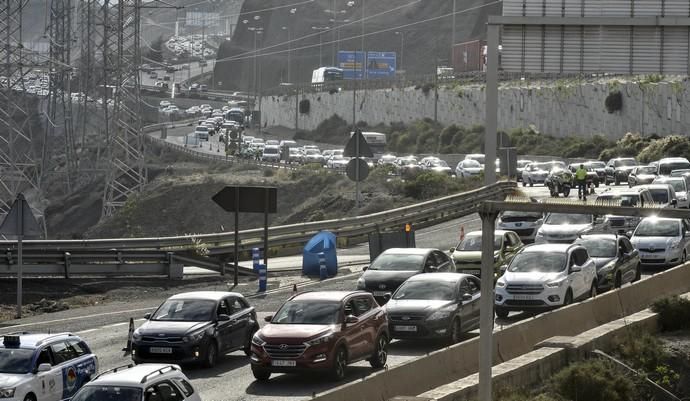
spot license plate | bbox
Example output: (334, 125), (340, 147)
(460, 269), (481, 275)
(149, 347), (172, 354)
(512, 295), (535, 300)
(394, 325), (417, 332)
(271, 360), (297, 367)
(372, 291), (389, 297)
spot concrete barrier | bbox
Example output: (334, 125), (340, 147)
(312, 263), (690, 401)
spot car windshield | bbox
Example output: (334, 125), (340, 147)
(369, 253), (425, 271)
(72, 387), (143, 401)
(585, 162), (606, 169)
(656, 179), (686, 193)
(272, 301), (341, 324)
(575, 239), (616, 258)
(545, 213), (592, 225)
(619, 195), (640, 206)
(0, 349), (33, 373)
(532, 163), (552, 171)
(649, 188), (670, 204)
(456, 234), (502, 251)
(660, 162), (690, 175)
(151, 299), (216, 321)
(195, 126), (208, 132)
(463, 160), (481, 168)
(431, 160), (449, 167)
(263, 148), (279, 154)
(500, 211), (542, 219)
(635, 219), (680, 237)
(638, 166), (657, 174)
(392, 280), (457, 300)
(468, 155), (485, 164)
(614, 159), (637, 167)
(508, 252), (566, 273)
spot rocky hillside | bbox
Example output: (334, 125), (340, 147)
(215, 0), (501, 92)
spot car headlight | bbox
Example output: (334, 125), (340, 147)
(252, 333), (266, 347)
(0, 388), (15, 398)
(183, 329), (206, 343)
(546, 279), (566, 288)
(427, 305), (455, 321)
(671, 240), (682, 249)
(132, 330), (142, 341)
(536, 231), (544, 238)
(496, 280), (506, 287)
(305, 332), (334, 346)
(357, 277), (366, 289)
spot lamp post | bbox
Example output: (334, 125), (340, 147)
(247, 24), (264, 104)
(395, 31), (404, 72)
(325, 1), (355, 65)
(452, 0), (457, 47)
(281, 26), (291, 83)
(312, 26), (330, 67)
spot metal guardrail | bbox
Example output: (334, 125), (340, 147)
(0, 182), (516, 276)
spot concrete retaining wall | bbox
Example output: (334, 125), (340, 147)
(260, 79), (690, 139)
(312, 263), (690, 401)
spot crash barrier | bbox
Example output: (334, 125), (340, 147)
(419, 307), (660, 401)
(311, 262), (690, 401)
(0, 183), (514, 277)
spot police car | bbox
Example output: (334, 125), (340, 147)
(71, 364), (201, 401)
(0, 333), (97, 401)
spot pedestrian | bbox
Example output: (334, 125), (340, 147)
(575, 164), (588, 201)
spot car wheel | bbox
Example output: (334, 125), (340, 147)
(203, 341), (218, 368)
(495, 306), (509, 319)
(522, 180), (527, 187)
(589, 282), (597, 298)
(244, 326), (258, 357)
(633, 263), (642, 282)
(614, 272), (622, 289)
(23, 394), (36, 401)
(448, 318), (463, 344)
(682, 251), (687, 264)
(563, 289), (573, 306)
(331, 347), (348, 381)
(615, 176), (620, 185)
(251, 365), (271, 381)
(529, 179), (534, 187)
(562, 186), (570, 197)
(369, 335), (388, 368)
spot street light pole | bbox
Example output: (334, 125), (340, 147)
(396, 31), (404, 71)
(312, 26), (330, 67)
(452, 0), (457, 47)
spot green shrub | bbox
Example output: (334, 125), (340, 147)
(262, 169), (274, 177)
(651, 296), (690, 332)
(551, 359), (635, 401)
(612, 331), (667, 373)
(638, 135), (690, 163)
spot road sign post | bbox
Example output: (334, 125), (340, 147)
(0, 194), (41, 319)
(344, 129), (374, 211)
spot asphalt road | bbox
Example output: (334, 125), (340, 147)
(141, 60), (216, 89)
(0, 183), (656, 401)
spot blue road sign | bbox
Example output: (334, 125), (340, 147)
(337, 51), (365, 79)
(366, 52), (396, 78)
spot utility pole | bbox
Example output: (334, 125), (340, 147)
(452, 0), (457, 48)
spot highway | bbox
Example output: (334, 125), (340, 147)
(140, 59), (216, 89)
(0, 183), (652, 401)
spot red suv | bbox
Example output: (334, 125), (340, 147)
(250, 291), (389, 381)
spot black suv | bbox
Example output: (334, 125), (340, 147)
(132, 291), (259, 368)
(605, 158), (638, 185)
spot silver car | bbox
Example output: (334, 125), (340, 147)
(594, 188), (655, 235)
(630, 217), (690, 268)
(534, 213), (594, 244)
(522, 161), (565, 187)
(497, 210), (544, 243)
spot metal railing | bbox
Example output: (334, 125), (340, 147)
(0, 182), (516, 276)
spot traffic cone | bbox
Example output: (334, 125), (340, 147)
(293, 284), (297, 294)
(459, 226), (465, 242)
(122, 318), (134, 355)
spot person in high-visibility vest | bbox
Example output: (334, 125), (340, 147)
(575, 164), (588, 201)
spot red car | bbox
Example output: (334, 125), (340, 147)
(250, 291), (389, 381)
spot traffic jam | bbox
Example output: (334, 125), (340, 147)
(2, 155), (689, 400)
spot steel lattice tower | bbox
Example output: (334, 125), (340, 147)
(102, 0), (145, 218)
(0, 0), (42, 214)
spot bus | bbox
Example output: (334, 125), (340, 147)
(225, 108), (246, 126)
(311, 67), (344, 90)
(350, 131), (386, 157)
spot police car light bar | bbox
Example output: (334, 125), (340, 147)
(3, 335), (20, 347)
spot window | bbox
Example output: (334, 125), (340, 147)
(467, 277), (480, 294)
(226, 297), (247, 315)
(459, 279), (471, 297)
(35, 348), (53, 368)
(343, 300), (356, 317)
(51, 341), (77, 365)
(352, 297), (372, 316)
(145, 381), (184, 401)
(68, 340), (88, 357)
(216, 300), (230, 317)
(620, 238), (634, 254)
(434, 251), (449, 267)
(172, 379), (194, 398)
(573, 249), (589, 266)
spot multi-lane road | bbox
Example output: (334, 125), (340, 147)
(140, 59), (217, 89)
(0, 183), (653, 401)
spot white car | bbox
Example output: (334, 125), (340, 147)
(464, 153), (486, 166)
(534, 213), (594, 244)
(630, 217), (690, 269)
(194, 125), (209, 141)
(71, 364), (201, 401)
(494, 243), (598, 318)
(455, 159), (482, 178)
(497, 210), (544, 243)
(261, 146), (281, 162)
(327, 155), (350, 171)
(652, 177), (689, 208)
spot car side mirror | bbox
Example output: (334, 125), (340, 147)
(570, 265), (582, 273)
(383, 294), (391, 302)
(345, 315), (359, 325)
(264, 315), (273, 323)
(449, 247), (456, 253)
(217, 314), (231, 322)
(37, 363), (52, 373)
(144, 312), (151, 320)
(672, 199), (678, 206)
(461, 293), (472, 301)
(626, 230), (633, 238)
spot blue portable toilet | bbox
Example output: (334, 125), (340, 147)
(302, 231), (338, 277)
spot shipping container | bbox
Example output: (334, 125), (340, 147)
(452, 39), (486, 73)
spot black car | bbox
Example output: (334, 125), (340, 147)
(583, 161), (606, 187)
(132, 291), (258, 368)
(574, 234), (641, 291)
(385, 273), (480, 343)
(357, 248), (456, 304)
(605, 157), (638, 185)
